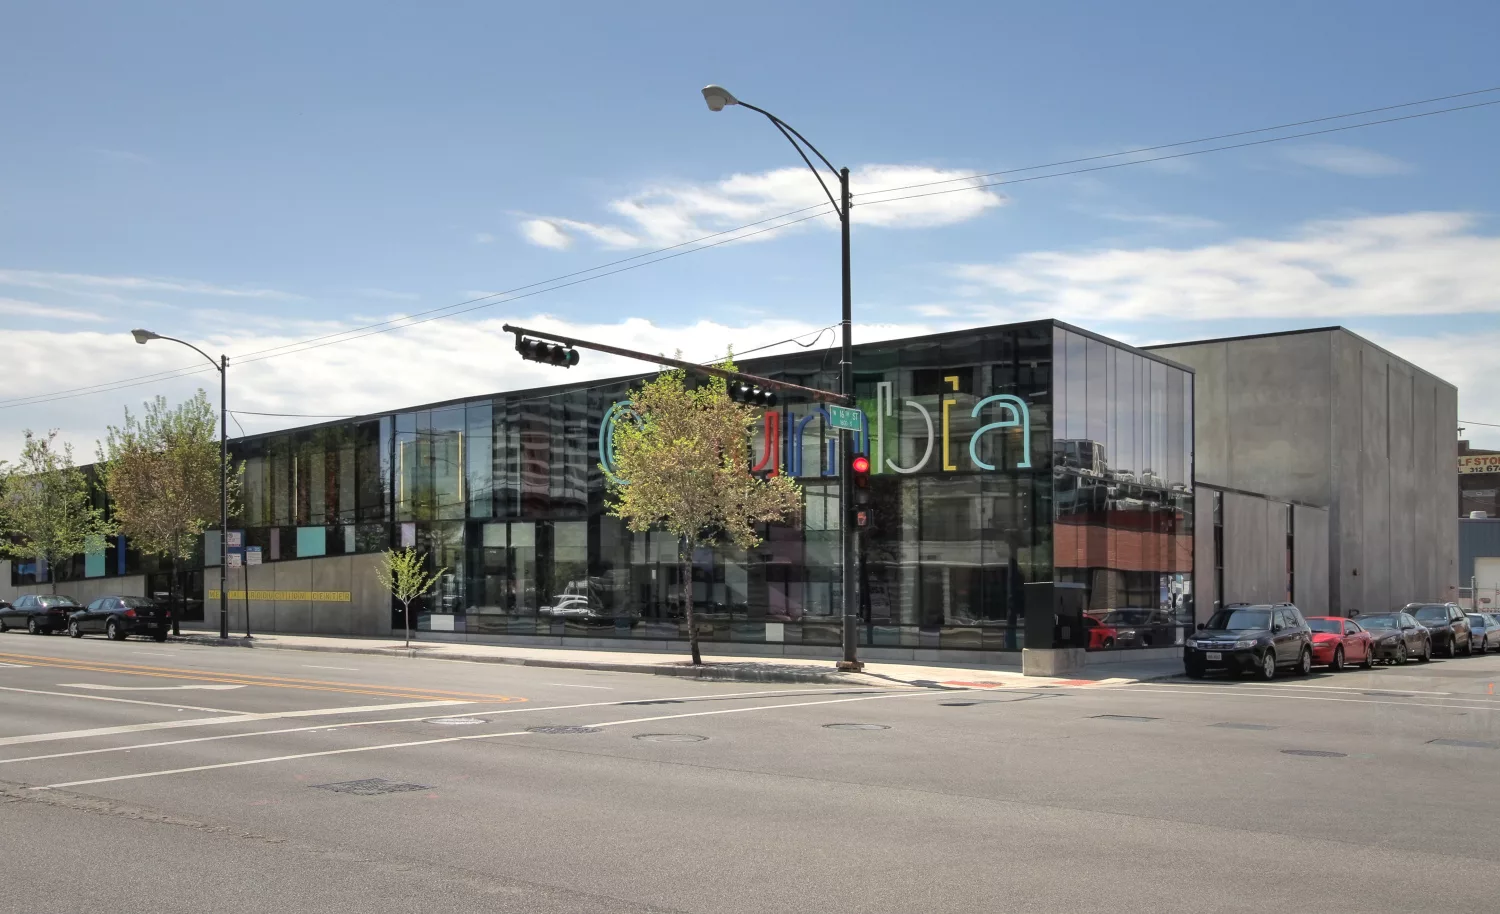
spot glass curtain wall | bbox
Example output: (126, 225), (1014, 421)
(1052, 327), (1194, 651)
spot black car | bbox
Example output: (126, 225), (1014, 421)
(68, 595), (172, 642)
(1405, 603), (1472, 657)
(1184, 603), (1314, 680)
(0, 594), (83, 634)
(1357, 612), (1432, 664)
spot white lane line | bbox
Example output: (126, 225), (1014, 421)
(543, 683), (613, 690)
(1124, 685), (1500, 712)
(59, 683), (246, 692)
(302, 665), (359, 671)
(1214, 683), (1456, 697)
(0, 685), (238, 714)
(0, 699), (472, 748)
(39, 689), (937, 789)
(0, 662), (30, 668)
(0, 686), (891, 766)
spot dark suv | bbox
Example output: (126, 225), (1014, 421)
(1184, 603), (1314, 680)
(1403, 603), (1472, 657)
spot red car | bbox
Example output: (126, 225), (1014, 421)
(1306, 616), (1375, 671)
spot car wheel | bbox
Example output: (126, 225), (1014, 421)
(1395, 642), (1409, 665)
(1444, 635), (1456, 658)
(1462, 634), (1474, 657)
(1361, 644), (1375, 669)
(1295, 647), (1312, 676)
(107, 620), (125, 641)
(0, 619), (8, 632)
(1258, 651), (1277, 681)
(69, 620), (82, 638)
(1330, 646), (1345, 672)
(1418, 639), (1431, 662)
(27, 617), (40, 635)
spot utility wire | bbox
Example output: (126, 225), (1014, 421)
(848, 86), (1500, 200)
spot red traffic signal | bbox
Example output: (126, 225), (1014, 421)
(850, 455), (870, 476)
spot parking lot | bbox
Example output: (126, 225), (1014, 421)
(4, 634), (1500, 914)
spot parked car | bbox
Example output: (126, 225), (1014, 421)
(0, 594), (83, 634)
(67, 595), (172, 641)
(1404, 603), (1472, 657)
(1357, 612), (1432, 664)
(1183, 603), (1313, 680)
(1467, 614), (1500, 653)
(1306, 616), (1375, 671)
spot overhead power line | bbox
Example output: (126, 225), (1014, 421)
(4, 86), (1498, 412)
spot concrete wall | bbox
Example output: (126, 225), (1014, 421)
(1152, 331), (1333, 506)
(1293, 505), (1330, 615)
(1221, 491), (1289, 605)
(201, 552), (392, 637)
(1193, 490), (1217, 625)
(1330, 331), (1459, 613)
(0, 561), (147, 605)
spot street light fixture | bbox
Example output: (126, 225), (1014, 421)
(131, 329), (231, 640)
(701, 84), (862, 671)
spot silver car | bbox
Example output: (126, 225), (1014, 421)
(1466, 614), (1500, 653)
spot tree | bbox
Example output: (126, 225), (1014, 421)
(375, 547), (446, 648)
(605, 365), (802, 664)
(97, 392), (241, 630)
(0, 431), (113, 592)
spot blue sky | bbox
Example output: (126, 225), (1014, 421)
(2, 0), (1499, 452)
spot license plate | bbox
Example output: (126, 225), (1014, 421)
(1205, 652), (1223, 661)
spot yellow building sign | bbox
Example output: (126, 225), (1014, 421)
(208, 590), (351, 602)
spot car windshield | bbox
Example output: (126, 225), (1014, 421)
(37, 596), (79, 608)
(1305, 619), (1342, 634)
(1468, 615), (1485, 627)
(1413, 606), (1448, 622)
(119, 597), (157, 609)
(1358, 614), (1401, 631)
(1205, 609), (1270, 631)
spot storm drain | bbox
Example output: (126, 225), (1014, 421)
(634, 733), (708, 743)
(823, 723), (890, 731)
(313, 778), (431, 796)
(527, 726), (602, 735)
(1429, 738), (1500, 749)
(1090, 714), (1159, 722)
(1211, 722), (1277, 731)
(1281, 749), (1348, 758)
(425, 717), (484, 726)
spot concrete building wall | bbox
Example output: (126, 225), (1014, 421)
(1293, 505), (1330, 616)
(1222, 491), (1287, 605)
(1193, 490), (1217, 625)
(205, 552), (392, 637)
(0, 561), (147, 605)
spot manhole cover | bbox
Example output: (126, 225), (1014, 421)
(425, 717), (484, 725)
(823, 723), (890, 731)
(527, 726), (602, 735)
(313, 778), (430, 795)
(1091, 714), (1159, 722)
(1281, 749), (1347, 758)
(1429, 738), (1500, 749)
(1211, 722), (1276, 731)
(633, 733), (708, 742)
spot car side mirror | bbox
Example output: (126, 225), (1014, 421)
(1272, 624), (1284, 633)
(1349, 610), (1360, 618)
(1196, 622), (1206, 630)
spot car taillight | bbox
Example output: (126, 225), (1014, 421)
(124, 608), (137, 618)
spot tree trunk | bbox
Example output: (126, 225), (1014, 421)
(681, 538), (700, 665)
(171, 532), (181, 636)
(403, 599), (412, 649)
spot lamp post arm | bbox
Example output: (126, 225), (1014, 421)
(155, 335), (222, 373)
(736, 101), (845, 218)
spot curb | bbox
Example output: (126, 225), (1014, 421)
(169, 634), (865, 686)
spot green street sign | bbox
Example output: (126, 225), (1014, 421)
(828, 405), (864, 431)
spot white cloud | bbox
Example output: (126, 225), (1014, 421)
(0, 297), (104, 322)
(0, 314), (940, 459)
(1092, 210), (1222, 231)
(0, 269), (296, 301)
(474, 232), (497, 244)
(522, 164), (1004, 250)
(954, 211), (1500, 322)
(1281, 143), (1413, 177)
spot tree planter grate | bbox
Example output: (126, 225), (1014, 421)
(823, 723), (890, 731)
(313, 778), (431, 796)
(1281, 749), (1347, 758)
(634, 734), (708, 742)
(527, 726), (602, 735)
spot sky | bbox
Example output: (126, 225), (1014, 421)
(2, 0), (1499, 458)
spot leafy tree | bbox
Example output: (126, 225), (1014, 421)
(0, 430), (113, 592)
(97, 392), (241, 628)
(375, 547), (446, 648)
(605, 365), (802, 664)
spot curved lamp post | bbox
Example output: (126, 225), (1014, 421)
(701, 85), (861, 671)
(132, 329), (230, 640)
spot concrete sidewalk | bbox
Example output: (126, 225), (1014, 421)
(170, 631), (1183, 690)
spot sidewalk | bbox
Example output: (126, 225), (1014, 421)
(170, 631), (1183, 690)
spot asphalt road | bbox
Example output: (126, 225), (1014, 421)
(4, 634), (1500, 914)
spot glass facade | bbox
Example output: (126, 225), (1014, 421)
(15, 320), (1193, 653)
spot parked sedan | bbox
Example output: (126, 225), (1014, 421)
(1405, 603), (1472, 657)
(1306, 616), (1375, 671)
(1357, 612), (1432, 664)
(0, 594), (83, 634)
(67, 595), (172, 641)
(1467, 614), (1500, 653)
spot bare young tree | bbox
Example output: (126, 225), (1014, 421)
(375, 547), (446, 648)
(605, 365), (802, 665)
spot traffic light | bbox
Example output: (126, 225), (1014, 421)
(729, 381), (778, 408)
(850, 453), (872, 528)
(516, 338), (580, 368)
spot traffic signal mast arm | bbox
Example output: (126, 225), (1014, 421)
(502, 323), (853, 406)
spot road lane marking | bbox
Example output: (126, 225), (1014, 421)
(39, 688), (936, 789)
(1123, 685), (1500, 712)
(0, 662), (30, 668)
(303, 665), (359, 671)
(0, 685), (241, 714)
(0, 700), (472, 748)
(59, 683), (247, 692)
(543, 683), (614, 690)
(0, 686), (888, 766)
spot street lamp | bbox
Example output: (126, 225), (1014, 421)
(701, 84), (862, 671)
(132, 329), (231, 640)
